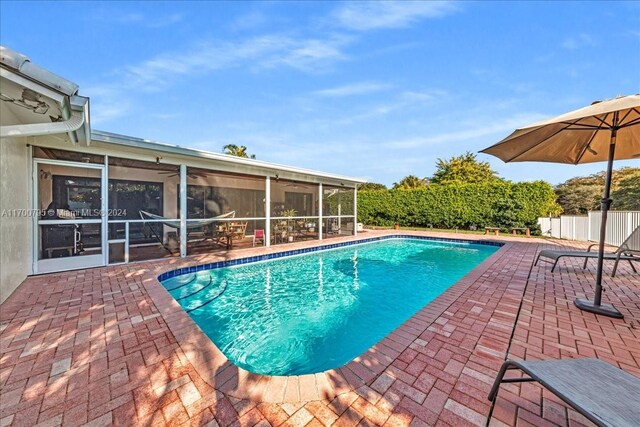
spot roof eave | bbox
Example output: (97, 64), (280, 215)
(0, 45), (79, 97)
(91, 130), (367, 185)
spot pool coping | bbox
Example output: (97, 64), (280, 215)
(157, 234), (503, 282)
(144, 232), (512, 403)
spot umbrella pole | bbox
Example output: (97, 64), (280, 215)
(574, 122), (623, 319)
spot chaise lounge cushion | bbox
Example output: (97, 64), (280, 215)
(489, 358), (640, 427)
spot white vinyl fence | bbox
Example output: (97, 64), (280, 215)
(538, 211), (640, 247)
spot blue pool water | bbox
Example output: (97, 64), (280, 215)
(161, 238), (498, 376)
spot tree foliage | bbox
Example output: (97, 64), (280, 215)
(392, 175), (429, 189)
(222, 144), (256, 159)
(358, 181), (560, 233)
(431, 152), (499, 184)
(359, 182), (387, 191)
(611, 172), (640, 210)
(555, 167), (640, 214)
(555, 184), (601, 214)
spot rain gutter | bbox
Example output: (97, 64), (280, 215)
(0, 45), (90, 145)
(92, 130), (368, 185)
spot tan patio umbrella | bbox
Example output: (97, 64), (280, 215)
(481, 94), (640, 318)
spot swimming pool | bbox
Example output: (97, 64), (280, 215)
(160, 237), (499, 376)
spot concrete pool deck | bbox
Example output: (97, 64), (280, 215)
(1, 230), (638, 426)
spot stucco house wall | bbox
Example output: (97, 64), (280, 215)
(0, 135), (31, 303)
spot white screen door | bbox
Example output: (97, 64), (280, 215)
(34, 159), (107, 274)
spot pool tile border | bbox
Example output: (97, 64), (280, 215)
(158, 235), (503, 281)
(146, 233), (511, 403)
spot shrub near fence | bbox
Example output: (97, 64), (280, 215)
(358, 181), (560, 233)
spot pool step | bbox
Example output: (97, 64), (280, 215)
(185, 280), (228, 313)
(163, 273), (196, 291)
(177, 275), (213, 301)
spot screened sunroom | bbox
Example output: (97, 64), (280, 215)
(31, 132), (364, 274)
(1, 44), (365, 300)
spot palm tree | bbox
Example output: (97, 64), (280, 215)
(222, 144), (256, 159)
(392, 175), (429, 189)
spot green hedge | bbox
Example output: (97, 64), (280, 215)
(357, 181), (560, 233)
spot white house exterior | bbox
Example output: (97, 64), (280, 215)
(0, 46), (365, 303)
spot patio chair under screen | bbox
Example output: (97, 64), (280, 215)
(534, 225), (640, 277)
(233, 222), (248, 240)
(252, 229), (265, 247)
(139, 210), (235, 254)
(488, 358), (640, 427)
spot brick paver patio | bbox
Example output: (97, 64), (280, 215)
(1, 231), (638, 427)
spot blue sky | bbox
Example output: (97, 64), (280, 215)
(2, 1), (639, 185)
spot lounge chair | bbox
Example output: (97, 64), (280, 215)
(488, 358), (640, 427)
(139, 210), (236, 253)
(534, 225), (640, 277)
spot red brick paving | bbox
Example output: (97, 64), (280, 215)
(1, 231), (638, 426)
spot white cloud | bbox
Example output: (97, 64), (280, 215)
(562, 33), (595, 50)
(282, 87), (448, 132)
(114, 13), (145, 24)
(260, 36), (351, 72)
(383, 113), (546, 150)
(91, 10), (184, 28)
(165, 103), (550, 186)
(229, 10), (269, 31)
(148, 13), (184, 28)
(311, 82), (393, 97)
(81, 85), (131, 125)
(120, 35), (351, 92)
(150, 112), (181, 120)
(89, 98), (132, 125)
(334, 1), (458, 31)
(399, 89), (447, 102)
(84, 34), (353, 123)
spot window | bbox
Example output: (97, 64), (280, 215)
(51, 175), (101, 218)
(285, 192), (313, 216)
(108, 179), (164, 244)
(182, 184), (265, 219)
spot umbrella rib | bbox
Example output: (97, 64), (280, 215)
(618, 115), (640, 129)
(616, 107), (635, 126)
(480, 125), (544, 152)
(574, 121), (606, 165)
(484, 101), (640, 161)
(504, 119), (582, 162)
(560, 122), (604, 130)
(562, 126), (607, 131)
(587, 114), (614, 129)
